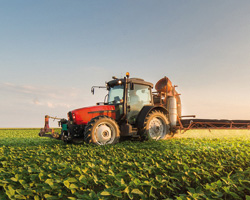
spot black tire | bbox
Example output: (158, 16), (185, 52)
(141, 110), (171, 141)
(84, 116), (120, 145)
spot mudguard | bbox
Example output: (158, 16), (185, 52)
(136, 105), (169, 130)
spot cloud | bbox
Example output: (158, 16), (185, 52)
(47, 102), (54, 108)
(33, 98), (42, 105)
(0, 81), (107, 114)
(1, 82), (35, 94)
(45, 102), (71, 108)
(1, 82), (81, 109)
(2, 82), (82, 98)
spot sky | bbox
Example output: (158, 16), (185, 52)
(1, 1), (250, 128)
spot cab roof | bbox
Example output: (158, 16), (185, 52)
(107, 77), (153, 88)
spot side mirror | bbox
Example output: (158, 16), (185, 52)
(91, 87), (94, 95)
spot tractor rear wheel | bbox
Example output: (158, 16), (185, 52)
(84, 116), (120, 145)
(141, 110), (171, 141)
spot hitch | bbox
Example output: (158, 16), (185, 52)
(39, 115), (64, 139)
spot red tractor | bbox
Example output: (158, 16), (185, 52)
(43, 73), (181, 145)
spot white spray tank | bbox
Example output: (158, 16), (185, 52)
(168, 96), (178, 127)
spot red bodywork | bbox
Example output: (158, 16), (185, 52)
(71, 105), (116, 125)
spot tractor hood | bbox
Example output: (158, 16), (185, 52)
(69, 105), (116, 125)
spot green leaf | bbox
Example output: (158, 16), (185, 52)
(101, 191), (111, 196)
(67, 178), (78, 183)
(69, 184), (78, 189)
(79, 175), (85, 181)
(121, 178), (126, 186)
(133, 179), (141, 185)
(39, 173), (44, 181)
(44, 194), (57, 199)
(149, 187), (156, 198)
(229, 191), (242, 200)
(113, 190), (122, 198)
(45, 179), (54, 186)
(131, 189), (143, 195)
(68, 197), (77, 200)
(79, 177), (88, 185)
(246, 195), (250, 200)
(7, 185), (16, 196)
(64, 180), (70, 188)
(10, 177), (18, 182)
(156, 175), (162, 183)
(14, 194), (26, 199)
(34, 195), (40, 200)
(124, 187), (130, 194)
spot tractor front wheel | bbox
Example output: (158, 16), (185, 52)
(141, 110), (171, 141)
(84, 116), (120, 145)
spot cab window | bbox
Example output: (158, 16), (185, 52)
(108, 85), (124, 104)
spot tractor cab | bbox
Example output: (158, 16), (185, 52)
(106, 74), (153, 124)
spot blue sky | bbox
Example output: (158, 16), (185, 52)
(1, 1), (250, 127)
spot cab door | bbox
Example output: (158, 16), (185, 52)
(127, 84), (152, 124)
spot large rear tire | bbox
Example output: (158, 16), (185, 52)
(141, 110), (171, 141)
(84, 116), (120, 145)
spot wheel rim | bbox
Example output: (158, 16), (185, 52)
(148, 117), (167, 140)
(94, 122), (116, 145)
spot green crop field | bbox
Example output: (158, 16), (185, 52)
(1, 129), (250, 200)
